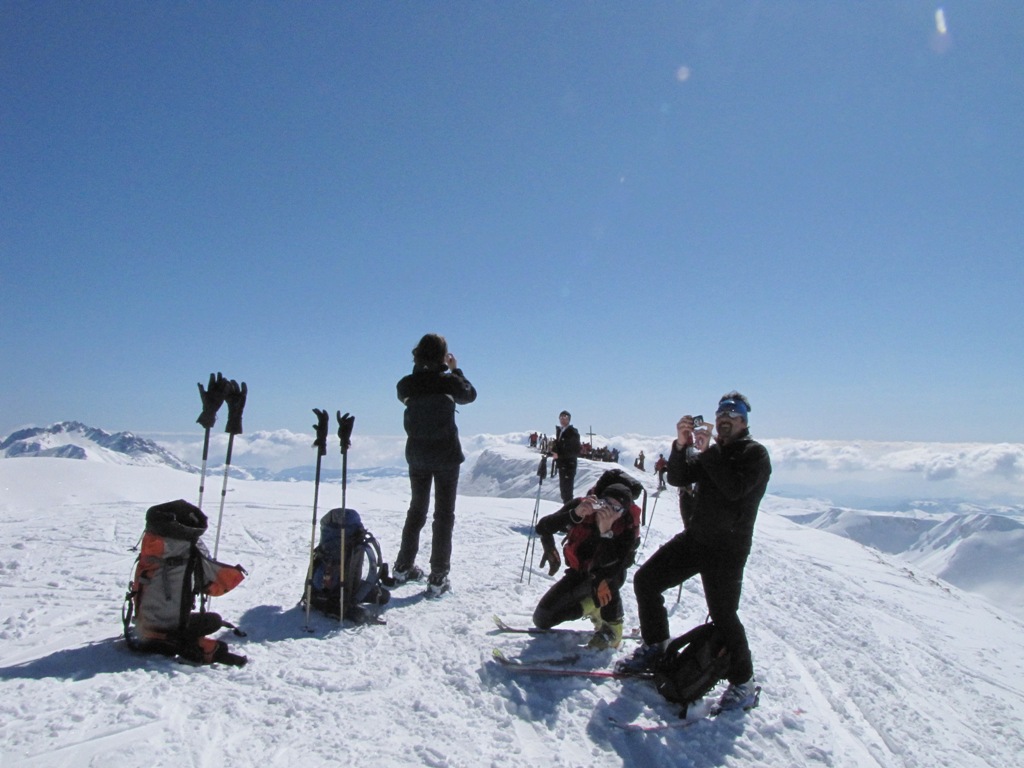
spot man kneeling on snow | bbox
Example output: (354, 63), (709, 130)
(532, 483), (639, 649)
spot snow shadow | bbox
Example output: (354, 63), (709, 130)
(234, 602), (391, 643)
(590, 696), (748, 768)
(0, 637), (140, 681)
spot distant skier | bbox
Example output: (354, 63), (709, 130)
(654, 453), (668, 490)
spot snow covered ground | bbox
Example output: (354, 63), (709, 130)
(2, 446), (1023, 767)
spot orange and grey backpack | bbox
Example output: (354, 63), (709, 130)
(122, 499), (248, 666)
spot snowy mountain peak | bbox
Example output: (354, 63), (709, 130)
(0, 421), (196, 472)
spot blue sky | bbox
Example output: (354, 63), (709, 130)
(3, 2), (1022, 443)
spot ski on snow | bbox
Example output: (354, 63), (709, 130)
(491, 648), (653, 680)
(608, 687), (762, 732)
(491, 615), (641, 640)
(490, 648), (582, 667)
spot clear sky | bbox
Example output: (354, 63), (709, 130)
(3, 2), (1022, 443)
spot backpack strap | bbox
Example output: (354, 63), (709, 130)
(122, 556), (141, 649)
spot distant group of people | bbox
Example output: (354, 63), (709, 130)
(529, 431), (619, 469)
(393, 332), (771, 714)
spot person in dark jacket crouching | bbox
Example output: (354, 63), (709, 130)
(533, 483), (639, 649)
(391, 333), (477, 597)
(617, 391), (771, 713)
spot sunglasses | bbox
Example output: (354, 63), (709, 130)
(716, 409), (745, 419)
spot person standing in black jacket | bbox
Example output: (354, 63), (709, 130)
(551, 410), (581, 503)
(618, 391), (771, 713)
(391, 333), (477, 597)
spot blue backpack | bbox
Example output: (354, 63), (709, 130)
(307, 508), (390, 622)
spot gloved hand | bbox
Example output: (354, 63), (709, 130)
(224, 380), (247, 435)
(594, 579), (612, 607)
(337, 411), (354, 452)
(312, 408), (329, 456)
(539, 545), (561, 576)
(196, 372), (227, 429)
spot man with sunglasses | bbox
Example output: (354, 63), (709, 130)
(618, 391), (771, 713)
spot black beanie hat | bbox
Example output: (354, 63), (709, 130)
(601, 483), (633, 511)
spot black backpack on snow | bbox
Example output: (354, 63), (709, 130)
(653, 621), (732, 716)
(304, 507), (390, 622)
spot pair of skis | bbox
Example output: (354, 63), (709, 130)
(491, 616), (761, 731)
(492, 615), (641, 642)
(492, 647), (651, 680)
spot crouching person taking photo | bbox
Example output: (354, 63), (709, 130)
(532, 483), (639, 649)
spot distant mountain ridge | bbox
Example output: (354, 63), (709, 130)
(0, 421), (197, 473)
(775, 501), (1024, 618)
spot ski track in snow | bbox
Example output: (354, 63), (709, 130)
(1, 454), (1023, 767)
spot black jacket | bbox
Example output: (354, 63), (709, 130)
(666, 430), (771, 555)
(553, 425), (581, 466)
(396, 365), (477, 471)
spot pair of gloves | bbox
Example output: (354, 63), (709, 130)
(311, 409), (355, 457)
(196, 372), (247, 435)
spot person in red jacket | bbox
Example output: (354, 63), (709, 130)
(653, 453), (668, 490)
(532, 483), (639, 649)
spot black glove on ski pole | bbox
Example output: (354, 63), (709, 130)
(225, 380), (247, 436)
(336, 411), (355, 620)
(304, 407), (330, 630)
(213, 379), (247, 561)
(195, 372), (228, 510)
(337, 411), (354, 508)
(197, 372), (228, 430)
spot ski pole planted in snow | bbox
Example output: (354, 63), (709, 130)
(212, 379), (246, 561)
(303, 408), (329, 630)
(337, 411), (354, 620)
(520, 455), (548, 583)
(196, 372), (228, 510)
(131, 372), (227, 553)
(640, 488), (660, 555)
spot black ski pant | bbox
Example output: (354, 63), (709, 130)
(395, 466), (459, 578)
(633, 531), (753, 685)
(557, 458), (577, 503)
(533, 569), (623, 629)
